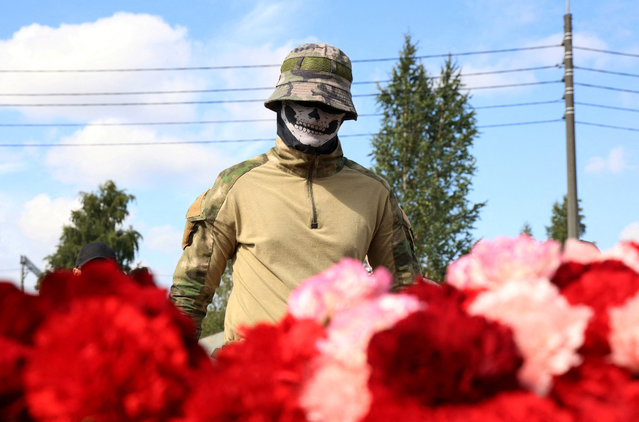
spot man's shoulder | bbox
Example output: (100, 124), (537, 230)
(216, 153), (270, 186)
(342, 158), (391, 191)
(188, 153), (269, 221)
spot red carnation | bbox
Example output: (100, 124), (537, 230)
(365, 390), (574, 422)
(552, 261), (590, 289)
(38, 262), (200, 344)
(38, 261), (164, 309)
(0, 282), (50, 344)
(367, 282), (522, 407)
(552, 357), (639, 421)
(559, 260), (639, 355)
(0, 282), (50, 421)
(182, 315), (325, 422)
(0, 337), (34, 422)
(24, 296), (204, 421)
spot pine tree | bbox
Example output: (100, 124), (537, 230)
(45, 180), (142, 272)
(370, 34), (484, 281)
(545, 195), (586, 244)
(520, 222), (534, 237)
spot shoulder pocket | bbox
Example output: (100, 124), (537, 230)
(182, 192), (207, 249)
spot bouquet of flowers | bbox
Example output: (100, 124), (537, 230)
(0, 262), (212, 421)
(2, 235), (639, 421)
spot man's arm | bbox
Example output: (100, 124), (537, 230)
(170, 190), (233, 338)
(367, 192), (421, 291)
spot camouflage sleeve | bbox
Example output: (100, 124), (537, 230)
(368, 191), (421, 291)
(170, 189), (232, 339)
(390, 200), (422, 290)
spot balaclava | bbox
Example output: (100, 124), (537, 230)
(277, 100), (345, 154)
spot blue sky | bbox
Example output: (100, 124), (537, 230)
(1, 0), (638, 291)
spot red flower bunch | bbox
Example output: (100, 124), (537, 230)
(182, 315), (326, 422)
(365, 281), (523, 415)
(3, 237), (639, 422)
(0, 283), (52, 421)
(1, 260), (211, 422)
(552, 357), (639, 422)
(554, 258), (639, 356)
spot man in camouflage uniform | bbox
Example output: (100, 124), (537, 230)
(170, 43), (421, 342)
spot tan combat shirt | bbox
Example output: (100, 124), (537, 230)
(170, 137), (420, 342)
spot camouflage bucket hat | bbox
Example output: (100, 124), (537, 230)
(264, 42), (358, 120)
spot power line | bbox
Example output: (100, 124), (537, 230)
(0, 98), (267, 107)
(0, 44), (561, 73)
(574, 46), (639, 58)
(352, 45), (561, 62)
(0, 65), (561, 97)
(0, 118), (275, 127)
(574, 82), (639, 95)
(478, 119), (563, 128)
(576, 101), (639, 113)
(576, 121), (639, 132)
(0, 120), (567, 148)
(0, 86), (273, 97)
(0, 81), (564, 108)
(466, 80), (561, 90)
(0, 100), (563, 127)
(574, 65), (639, 78)
(474, 99), (562, 109)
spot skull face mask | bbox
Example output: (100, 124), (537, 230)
(277, 101), (345, 153)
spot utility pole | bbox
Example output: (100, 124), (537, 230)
(563, 0), (579, 239)
(20, 255), (42, 291)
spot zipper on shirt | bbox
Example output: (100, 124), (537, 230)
(307, 155), (319, 229)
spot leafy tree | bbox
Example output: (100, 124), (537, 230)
(45, 180), (142, 272)
(200, 268), (232, 338)
(370, 34), (484, 281)
(545, 195), (586, 244)
(520, 222), (534, 237)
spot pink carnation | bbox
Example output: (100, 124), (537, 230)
(603, 242), (639, 275)
(446, 235), (562, 290)
(288, 258), (392, 323)
(317, 294), (422, 366)
(562, 240), (639, 275)
(469, 278), (592, 395)
(608, 291), (639, 372)
(562, 239), (602, 264)
(298, 293), (421, 422)
(300, 357), (371, 422)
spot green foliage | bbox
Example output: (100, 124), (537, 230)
(200, 265), (233, 338)
(545, 195), (587, 244)
(520, 222), (534, 237)
(45, 180), (142, 272)
(370, 34), (484, 281)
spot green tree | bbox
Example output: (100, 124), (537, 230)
(520, 222), (534, 237)
(370, 34), (484, 281)
(45, 180), (142, 272)
(545, 195), (586, 244)
(200, 268), (233, 337)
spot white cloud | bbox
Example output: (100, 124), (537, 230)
(585, 146), (633, 174)
(144, 225), (182, 254)
(620, 222), (639, 243)
(44, 120), (236, 188)
(0, 149), (31, 175)
(18, 193), (81, 244)
(0, 160), (24, 174)
(233, 2), (297, 42)
(0, 193), (81, 291)
(1, 12), (200, 122)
